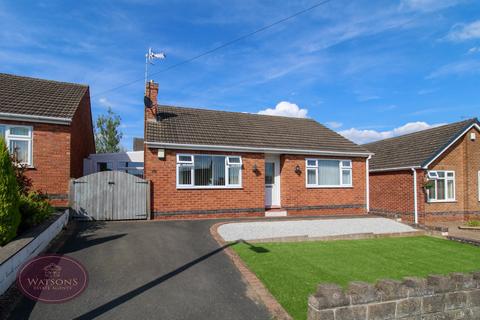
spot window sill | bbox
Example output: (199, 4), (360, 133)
(427, 200), (457, 203)
(176, 186), (243, 190)
(306, 185), (353, 189)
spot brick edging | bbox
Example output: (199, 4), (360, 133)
(209, 222), (293, 320)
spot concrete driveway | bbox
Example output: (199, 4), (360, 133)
(9, 220), (269, 320)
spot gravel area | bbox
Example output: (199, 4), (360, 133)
(218, 217), (416, 241)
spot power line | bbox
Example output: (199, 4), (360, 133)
(92, 0), (333, 97)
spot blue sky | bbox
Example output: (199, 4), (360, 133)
(1, 0), (479, 150)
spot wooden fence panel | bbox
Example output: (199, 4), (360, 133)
(70, 171), (149, 220)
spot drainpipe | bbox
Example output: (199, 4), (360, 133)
(366, 155), (371, 213)
(411, 168), (418, 224)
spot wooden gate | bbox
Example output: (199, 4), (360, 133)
(70, 171), (150, 220)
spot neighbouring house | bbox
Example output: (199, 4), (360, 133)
(143, 81), (372, 219)
(0, 73), (95, 207)
(364, 118), (480, 224)
(83, 151), (144, 178)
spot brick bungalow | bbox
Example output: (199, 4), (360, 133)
(0, 73), (95, 207)
(143, 81), (372, 219)
(364, 118), (480, 224)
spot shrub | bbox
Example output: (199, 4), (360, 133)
(0, 138), (21, 245)
(11, 157), (32, 196)
(466, 220), (480, 227)
(18, 192), (54, 232)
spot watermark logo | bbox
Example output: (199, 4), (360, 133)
(17, 255), (88, 303)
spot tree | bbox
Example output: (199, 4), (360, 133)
(0, 138), (21, 245)
(94, 107), (123, 153)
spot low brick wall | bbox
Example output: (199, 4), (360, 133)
(0, 211), (68, 295)
(308, 272), (480, 319)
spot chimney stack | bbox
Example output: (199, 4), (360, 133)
(144, 80), (159, 121)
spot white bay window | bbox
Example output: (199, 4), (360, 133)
(306, 159), (352, 187)
(427, 170), (455, 202)
(176, 154), (242, 188)
(0, 124), (33, 166)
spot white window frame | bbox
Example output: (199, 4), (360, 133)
(176, 154), (242, 189)
(427, 170), (456, 202)
(305, 158), (353, 188)
(0, 124), (33, 166)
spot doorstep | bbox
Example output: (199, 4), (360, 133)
(265, 208), (288, 217)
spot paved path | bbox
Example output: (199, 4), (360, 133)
(218, 217), (416, 241)
(9, 220), (269, 320)
(431, 221), (480, 243)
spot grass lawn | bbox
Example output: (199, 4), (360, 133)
(232, 236), (480, 320)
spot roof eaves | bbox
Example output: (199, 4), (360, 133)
(0, 112), (72, 125)
(145, 141), (373, 157)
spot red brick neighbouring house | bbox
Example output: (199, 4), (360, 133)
(143, 81), (372, 219)
(364, 118), (480, 224)
(0, 73), (95, 207)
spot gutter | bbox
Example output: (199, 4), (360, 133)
(0, 112), (71, 125)
(366, 155), (371, 212)
(144, 141), (374, 157)
(370, 166), (421, 173)
(411, 168), (418, 224)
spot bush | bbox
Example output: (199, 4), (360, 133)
(0, 138), (21, 246)
(18, 192), (54, 232)
(11, 159), (32, 196)
(466, 220), (480, 227)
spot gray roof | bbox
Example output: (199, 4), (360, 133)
(363, 118), (479, 171)
(146, 105), (370, 155)
(0, 73), (88, 120)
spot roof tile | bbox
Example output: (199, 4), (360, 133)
(0, 73), (88, 120)
(146, 105), (369, 154)
(363, 118), (478, 170)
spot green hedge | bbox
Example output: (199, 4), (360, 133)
(18, 192), (53, 232)
(0, 138), (21, 246)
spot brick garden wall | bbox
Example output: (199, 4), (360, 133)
(280, 155), (367, 216)
(308, 272), (480, 320)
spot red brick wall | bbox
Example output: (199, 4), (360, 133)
(370, 170), (415, 222)
(145, 149), (368, 219)
(423, 126), (480, 223)
(0, 119), (71, 206)
(70, 89), (95, 178)
(280, 155), (367, 216)
(145, 148), (265, 219)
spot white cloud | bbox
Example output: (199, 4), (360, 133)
(339, 121), (444, 144)
(468, 47), (480, 54)
(326, 121), (343, 129)
(417, 88), (437, 95)
(446, 20), (480, 41)
(427, 60), (480, 78)
(400, 0), (462, 12)
(258, 101), (308, 118)
(98, 97), (113, 109)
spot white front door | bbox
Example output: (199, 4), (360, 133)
(265, 155), (280, 207)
